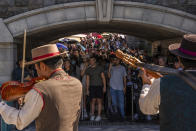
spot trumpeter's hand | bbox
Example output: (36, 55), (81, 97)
(139, 68), (152, 85)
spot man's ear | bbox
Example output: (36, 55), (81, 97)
(35, 63), (39, 70)
(39, 62), (46, 71)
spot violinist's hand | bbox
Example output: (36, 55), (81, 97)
(18, 96), (25, 106)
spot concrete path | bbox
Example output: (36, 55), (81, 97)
(79, 124), (159, 131)
(12, 123), (159, 131)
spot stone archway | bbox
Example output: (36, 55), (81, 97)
(3, 0), (196, 42)
(1, 0), (196, 82)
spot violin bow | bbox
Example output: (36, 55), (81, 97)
(18, 29), (27, 108)
(21, 29), (27, 83)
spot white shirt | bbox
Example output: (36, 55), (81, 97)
(139, 70), (196, 115)
(0, 89), (43, 130)
(139, 78), (160, 115)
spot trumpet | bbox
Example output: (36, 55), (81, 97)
(115, 49), (174, 78)
(115, 49), (196, 90)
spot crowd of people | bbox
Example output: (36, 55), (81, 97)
(12, 33), (184, 122)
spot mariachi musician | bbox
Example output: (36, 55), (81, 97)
(0, 44), (82, 131)
(139, 34), (196, 131)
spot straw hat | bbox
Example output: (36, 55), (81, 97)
(169, 34), (196, 60)
(25, 44), (67, 65)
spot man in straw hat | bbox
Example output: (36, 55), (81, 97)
(0, 44), (82, 131)
(139, 34), (196, 131)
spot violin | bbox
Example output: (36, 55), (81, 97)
(0, 77), (46, 101)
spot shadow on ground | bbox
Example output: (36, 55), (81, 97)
(12, 122), (160, 131)
(79, 124), (159, 131)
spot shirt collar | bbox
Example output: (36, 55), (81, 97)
(49, 68), (64, 78)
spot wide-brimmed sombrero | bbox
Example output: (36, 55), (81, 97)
(169, 34), (196, 60)
(25, 44), (68, 65)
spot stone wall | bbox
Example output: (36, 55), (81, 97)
(0, 18), (15, 82)
(116, 0), (196, 15)
(0, 0), (196, 19)
(4, 0), (196, 41)
(0, 0), (94, 18)
(152, 37), (181, 56)
(0, 43), (17, 83)
(126, 35), (149, 48)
